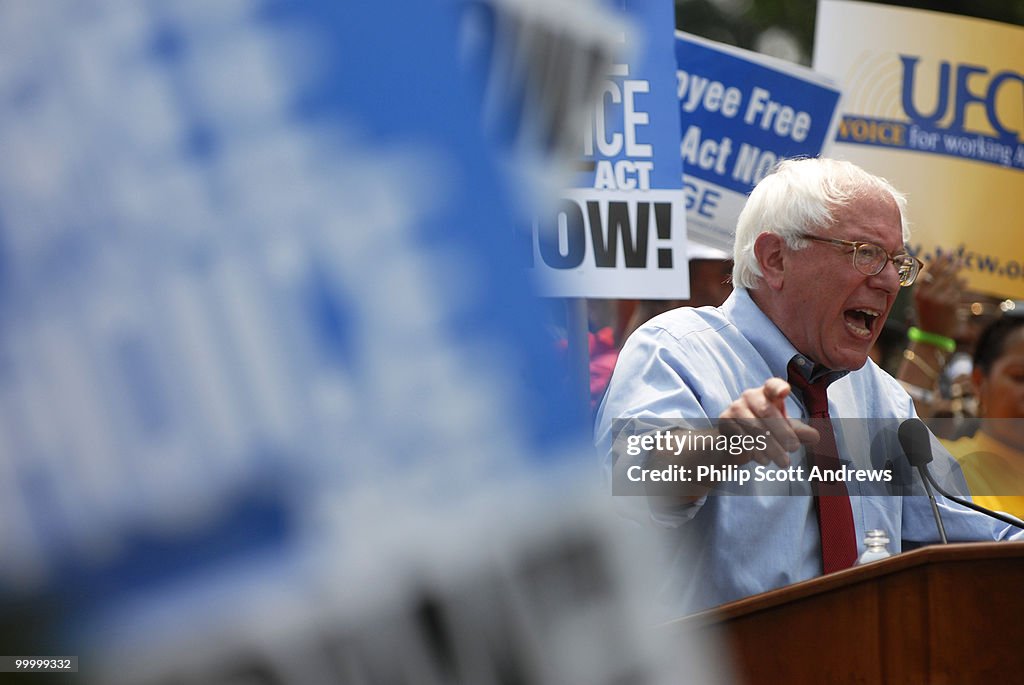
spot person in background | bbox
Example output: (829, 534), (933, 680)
(943, 315), (1024, 519)
(894, 254), (968, 422)
(893, 253), (1018, 437)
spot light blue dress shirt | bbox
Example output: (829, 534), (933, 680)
(595, 288), (1020, 614)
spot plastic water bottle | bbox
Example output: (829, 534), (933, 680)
(857, 529), (892, 565)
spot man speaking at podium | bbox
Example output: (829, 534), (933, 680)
(595, 157), (1021, 615)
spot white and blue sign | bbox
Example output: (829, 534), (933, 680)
(526, 0), (690, 300)
(674, 32), (842, 252)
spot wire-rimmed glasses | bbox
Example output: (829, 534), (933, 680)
(797, 234), (924, 287)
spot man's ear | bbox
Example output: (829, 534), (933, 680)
(753, 232), (786, 290)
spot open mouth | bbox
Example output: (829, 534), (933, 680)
(844, 308), (880, 339)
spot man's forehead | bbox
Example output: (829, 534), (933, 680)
(831, 194), (903, 244)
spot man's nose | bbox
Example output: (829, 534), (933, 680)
(869, 259), (902, 293)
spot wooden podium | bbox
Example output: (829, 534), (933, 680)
(667, 542), (1024, 683)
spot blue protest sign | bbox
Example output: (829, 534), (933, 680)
(674, 32), (842, 251)
(0, 0), (585, 640)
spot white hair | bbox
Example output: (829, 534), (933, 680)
(731, 157), (910, 289)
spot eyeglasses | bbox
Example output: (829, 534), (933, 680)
(797, 234), (924, 287)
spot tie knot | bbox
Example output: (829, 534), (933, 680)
(787, 359), (831, 418)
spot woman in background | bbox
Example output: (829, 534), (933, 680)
(944, 315), (1024, 519)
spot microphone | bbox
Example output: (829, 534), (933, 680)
(898, 418), (1024, 532)
(898, 418), (948, 543)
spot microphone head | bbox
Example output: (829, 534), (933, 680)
(899, 418), (933, 467)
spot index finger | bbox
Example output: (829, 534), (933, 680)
(763, 378), (791, 415)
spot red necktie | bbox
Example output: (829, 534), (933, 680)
(787, 360), (858, 574)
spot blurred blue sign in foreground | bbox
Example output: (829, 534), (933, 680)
(0, 0), (579, 594)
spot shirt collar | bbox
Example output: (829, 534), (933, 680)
(723, 288), (849, 385)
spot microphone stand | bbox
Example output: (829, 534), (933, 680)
(916, 465), (947, 544)
(899, 417), (1024, 534)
